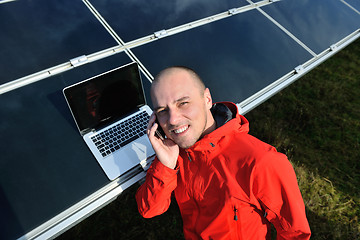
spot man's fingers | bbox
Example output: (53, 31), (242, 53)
(147, 113), (156, 135)
(148, 122), (158, 139)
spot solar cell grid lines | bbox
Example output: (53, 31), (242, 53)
(0, 0), (359, 239)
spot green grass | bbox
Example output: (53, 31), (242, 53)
(57, 38), (360, 240)
(246, 38), (360, 239)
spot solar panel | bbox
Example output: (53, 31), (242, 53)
(261, 0), (360, 54)
(0, 0), (117, 84)
(132, 9), (312, 103)
(342, 0), (360, 13)
(89, 0), (248, 42)
(0, 0), (359, 239)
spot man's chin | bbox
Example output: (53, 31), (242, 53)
(173, 138), (198, 149)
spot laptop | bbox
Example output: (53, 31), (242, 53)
(63, 62), (155, 180)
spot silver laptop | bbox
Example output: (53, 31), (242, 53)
(63, 62), (154, 180)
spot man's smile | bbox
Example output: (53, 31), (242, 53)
(171, 125), (189, 135)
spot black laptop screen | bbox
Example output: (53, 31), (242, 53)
(64, 62), (146, 134)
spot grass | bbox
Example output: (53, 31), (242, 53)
(57, 38), (360, 240)
(246, 38), (360, 239)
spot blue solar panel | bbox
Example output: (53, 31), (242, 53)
(0, 0), (117, 84)
(132, 9), (312, 103)
(89, 0), (248, 42)
(343, 0), (360, 12)
(261, 0), (360, 54)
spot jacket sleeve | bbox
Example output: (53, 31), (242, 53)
(253, 150), (311, 240)
(136, 157), (179, 218)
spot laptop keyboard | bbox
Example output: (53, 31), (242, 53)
(91, 111), (150, 157)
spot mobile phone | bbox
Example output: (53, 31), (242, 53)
(155, 119), (166, 140)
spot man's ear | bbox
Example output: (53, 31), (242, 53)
(204, 88), (213, 109)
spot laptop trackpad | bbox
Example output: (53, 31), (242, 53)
(100, 136), (154, 180)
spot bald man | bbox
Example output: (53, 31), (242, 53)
(136, 66), (311, 240)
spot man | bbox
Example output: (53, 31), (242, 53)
(136, 66), (311, 239)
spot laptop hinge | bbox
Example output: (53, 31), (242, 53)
(139, 106), (148, 111)
(80, 128), (94, 136)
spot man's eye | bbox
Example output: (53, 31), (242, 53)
(157, 109), (167, 115)
(180, 102), (188, 106)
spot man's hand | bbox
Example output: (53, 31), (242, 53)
(147, 113), (179, 169)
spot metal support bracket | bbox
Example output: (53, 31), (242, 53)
(330, 44), (338, 51)
(70, 55), (88, 67)
(295, 65), (304, 74)
(154, 29), (168, 39)
(228, 8), (238, 15)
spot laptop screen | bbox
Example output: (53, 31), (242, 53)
(64, 62), (146, 135)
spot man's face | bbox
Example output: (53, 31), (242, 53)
(151, 69), (214, 149)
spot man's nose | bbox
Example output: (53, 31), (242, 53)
(168, 108), (181, 126)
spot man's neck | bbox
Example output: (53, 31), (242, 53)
(200, 112), (216, 139)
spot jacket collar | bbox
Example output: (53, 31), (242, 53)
(186, 102), (249, 152)
(211, 102), (235, 128)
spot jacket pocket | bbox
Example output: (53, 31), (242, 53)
(230, 197), (269, 240)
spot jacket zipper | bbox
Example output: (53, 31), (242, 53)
(233, 206), (238, 221)
(185, 150), (192, 162)
(185, 149), (203, 233)
(233, 205), (240, 239)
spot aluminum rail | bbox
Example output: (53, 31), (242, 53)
(0, 0), (275, 95)
(238, 29), (360, 115)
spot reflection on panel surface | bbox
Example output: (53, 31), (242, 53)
(261, 0), (360, 54)
(133, 10), (312, 103)
(89, 0), (248, 42)
(0, 53), (136, 240)
(0, 0), (117, 84)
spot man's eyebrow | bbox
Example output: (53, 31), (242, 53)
(153, 106), (164, 112)
(153, 96), (190, 112)
(175, 96), (190, 103)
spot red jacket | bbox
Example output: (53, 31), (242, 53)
(136, 102), (311, 240)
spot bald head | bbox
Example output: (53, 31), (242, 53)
(151, 66), (205, 98)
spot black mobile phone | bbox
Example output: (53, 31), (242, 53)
(155, 119), (166, 140)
